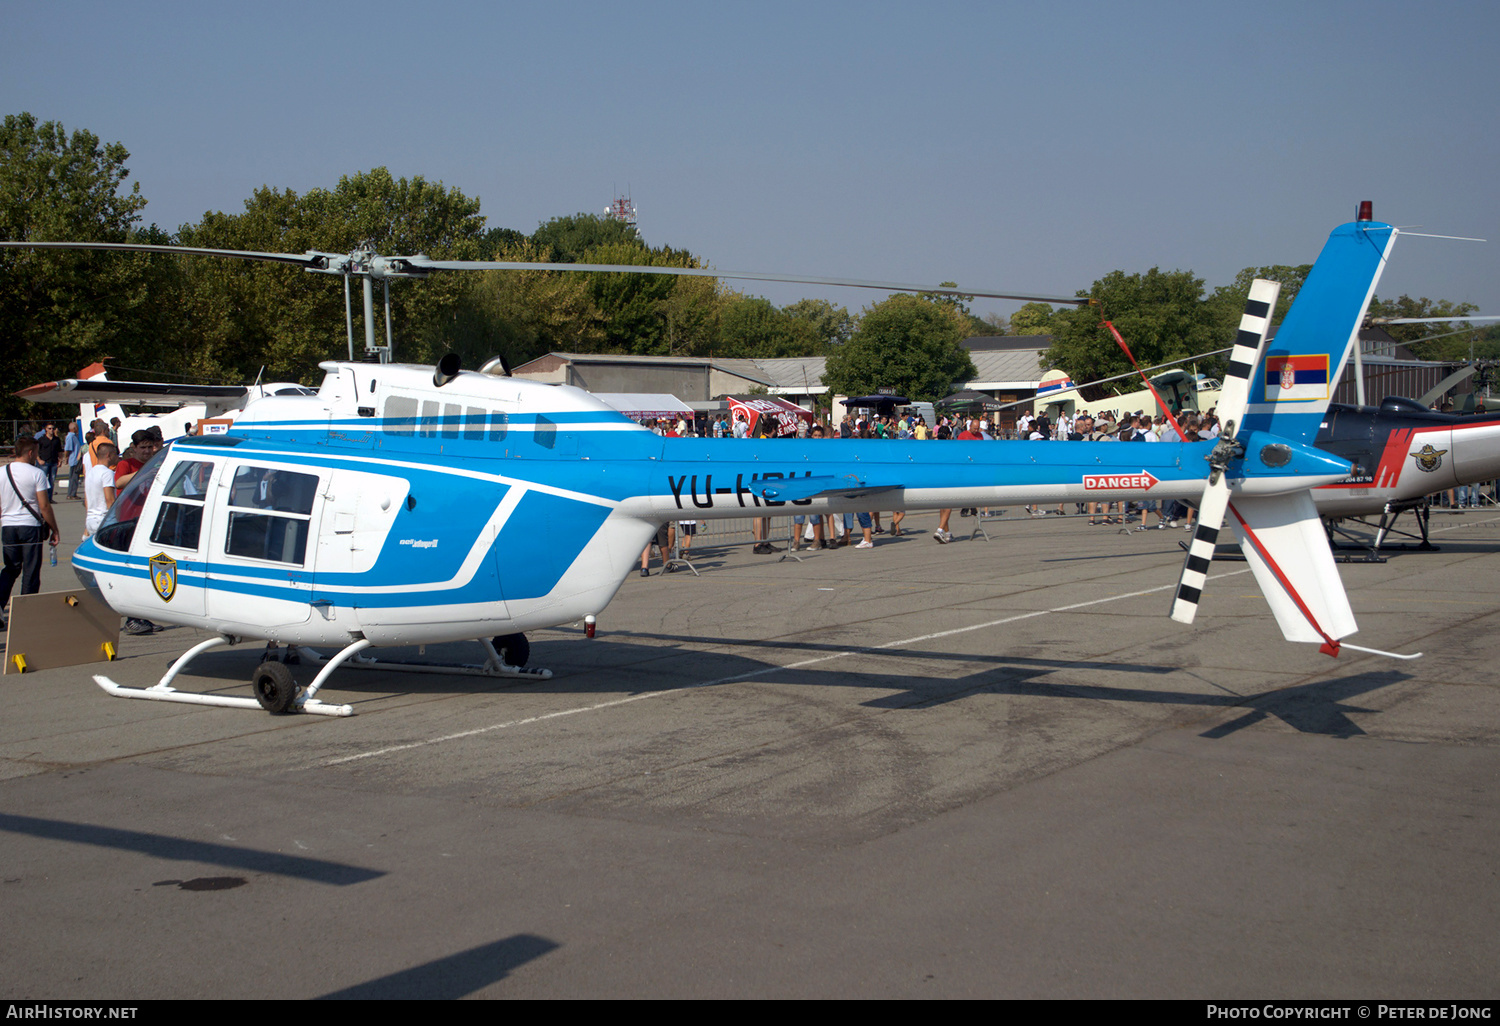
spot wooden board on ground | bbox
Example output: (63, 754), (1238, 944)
(4, 589), (120, 675)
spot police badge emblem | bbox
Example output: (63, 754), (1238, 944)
(1410, 443), (1448, 473)
(149, 552), (178, 602)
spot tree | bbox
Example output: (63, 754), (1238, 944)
(1207, 264), (1312, 338)
(575, 239), (718, 356)
(531, 212), (638, 262)
(0, 113), (165, 417)
(174, 168), (488, 381)
(1043, 268), (1218, 401)
(822, 294), (976, 401)
(448, 239), (606, 369)
(1008, 302), (1055, 336)
(781, 298), (854, 349)
(718, 293), (820, 358)
(1367, 294), (1483, 361)
(928, 282), (1004, 337)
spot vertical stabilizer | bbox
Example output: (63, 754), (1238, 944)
(1228, 493), (1359, 649)
(1240, 220), (1398, 443)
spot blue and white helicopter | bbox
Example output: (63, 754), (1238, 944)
(6, 211), (1413, 715)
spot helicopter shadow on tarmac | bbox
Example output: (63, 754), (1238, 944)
(104, 628), (1408, 741)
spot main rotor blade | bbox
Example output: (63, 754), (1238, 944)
(0, 239), (1085, 305)
(1370, 315), (1500, 324)
(409, 258), (1087, 305)
(0, 240), (322, 268)
(1417, 365), (1480, 408)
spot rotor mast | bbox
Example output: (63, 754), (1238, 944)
(306, 245), (432, 364)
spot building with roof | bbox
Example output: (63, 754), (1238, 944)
(510, 341), (1055, 424)
(511, 353), (778, 401)
(509, 329), (1474, 426)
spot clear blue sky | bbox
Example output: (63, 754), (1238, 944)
(5, 0), (1497, 321)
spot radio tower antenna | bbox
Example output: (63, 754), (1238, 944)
(605, 187), (638, 237)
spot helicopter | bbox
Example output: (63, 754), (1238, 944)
(1309, 394), (1500, 556)
(3, 212), (1415, 716)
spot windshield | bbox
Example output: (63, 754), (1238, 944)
(93, 445), (172, 552)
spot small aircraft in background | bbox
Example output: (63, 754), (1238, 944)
(16, 361), (318, 441)
(3, 211), (1417, 715)
(1035, 365), (1223, 423)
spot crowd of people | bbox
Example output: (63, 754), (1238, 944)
(1, 416), (176, 634)
(632, 407), (1229, 573)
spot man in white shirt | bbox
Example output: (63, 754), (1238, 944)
(84, 442), (119, 536)
(1, 437), (62, 628)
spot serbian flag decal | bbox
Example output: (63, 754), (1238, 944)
(1263, 355), (1329, 402)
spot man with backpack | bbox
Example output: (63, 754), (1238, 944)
(1, 437), (62, 630)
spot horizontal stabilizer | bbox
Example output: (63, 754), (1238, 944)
(1227, 492), (1357, 647)
(755, 475), (903, 503)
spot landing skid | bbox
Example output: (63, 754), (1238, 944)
(1326, 500), (1437, 562)
(93, 632), (551, 716)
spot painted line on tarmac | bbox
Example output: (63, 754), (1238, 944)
(1430, 512), (1500, 532)
(325, 569), (1251, 767)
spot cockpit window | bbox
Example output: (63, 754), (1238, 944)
(150, 460), (215, 550)
(162, 461), (215, 500)
(93, 446), (170, 552)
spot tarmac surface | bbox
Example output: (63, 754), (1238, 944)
(3, 497), (1498, 999)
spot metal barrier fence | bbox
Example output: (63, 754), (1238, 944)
(664, 508), (948, 549)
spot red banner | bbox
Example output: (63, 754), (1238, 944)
(727, 396), (812, 438)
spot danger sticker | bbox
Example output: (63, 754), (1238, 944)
(1082, 472), (1159, 491)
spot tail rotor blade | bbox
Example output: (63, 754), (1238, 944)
(1170, 477), (1230, 624)
(1219, 278), (1280, 435)
(1170, 279), (1280, 625)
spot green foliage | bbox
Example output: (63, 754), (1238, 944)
(448, 239), (606, 369)
(1206, 264), (1311, 342)
(822, 294), (976, 402)
(0, 113), (162, 418)
(174, 168), (488, 381)
(1368, 295), (1483, 361)
(1044, 268), (1219, 402)
(718, 293), (821, 358)
(576, 239), (718, 356)
(1008, 302), (1055, 336)
(531, 213), (638, 263)
(926, 282), (1003, 338)
(781, 298), (854, 349)
(479, 226), (528, 257)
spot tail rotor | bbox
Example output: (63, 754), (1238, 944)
(1170, 279), (1280, 624)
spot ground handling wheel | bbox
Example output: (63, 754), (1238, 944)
(492, 633), (530, 667)
(251, 660), (301, 714)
